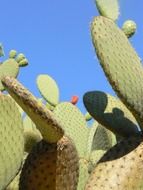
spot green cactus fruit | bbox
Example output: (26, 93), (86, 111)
(19, 136), (79, 190)
(37, 74), (59, 106)
(23, 116), (42, 152)
(0, 50), (28, 91)
(83, 91), (139, 137)
(0, 94), (24, 190)
(2, 76), (64, 143)
(95, 0), (119, 21)
(91, 16), (143, 129)
(0, 44), (4, 57)
(92, 124), (116, 150)
(77, 159), (89, 190)
(85, 135), (143, 190)
(6, 153), (28, 190)
(122, 20), (137, 38)
(85, 112), (92, 121)
(53, 102), (89, 158)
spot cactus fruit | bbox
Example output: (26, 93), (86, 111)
(71, 95), (79, 105)
(83, 91), (139, 137)
(37, 74), (59, 106)
(91, 16), (143, 129)
(122, 20), (137, 38)
(0, 94), (24, 190)
(85, 112), (92, 121)
(95, 0), (119, 21)
(19, 136), (79, 190)
(0, 50), (28, 91)
(2, 76), (64, 143)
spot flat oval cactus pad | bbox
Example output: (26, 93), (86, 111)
(83, 91), (139, 137)
(37, 74), (59, 106)
(0, 94), (24, 189)
(2, 76), (64, 143)
(91, 16), (143, 129)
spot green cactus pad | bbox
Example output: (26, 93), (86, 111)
(23, 116), (42, 152)
(0, 44), (4, 57)
(91, 16), (143, 129)
(6, 153), (28, 190)
(83, 91), (139, 137)
(88, 150), (106, 173)
(77, 159), (89, 190)
(122, 20), (137, 38)
(85, 135), (143, 190)
(0, 58), (19, 91)
(86, 122), (98, 158)
(95, 0), (119, 21)
(19, 136), (79, 190)
(92, 124), (116, 150)
(53, 102), (89, 158)
(0, 94), (24, 189)
(37, 74), (59, 106)
(2, 76), (64, 143)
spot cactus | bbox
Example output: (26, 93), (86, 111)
(122, 20), (137, 38)
(0, 94), (24, 189)
(83, 91), (139, 137)
(95, 0), (119, 21)
(0, 50), (28, 91)
(1, 0), (143, 189)
(37, 74), (59, 107)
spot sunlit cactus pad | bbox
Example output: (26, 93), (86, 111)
(91, 16), (143, 129)
(0, 50), (28, 91)
(95, 0), (119, 21)
(19, 136), (79, 190)
(37, 74), (59, 106)
(53, 102), (89, 157)
(2, 76), (64, 143)
(0, 94), (24, 190)
(83, 91), (139, 137)
(85, 135), (143, 190)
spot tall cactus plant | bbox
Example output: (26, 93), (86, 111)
(1, 0), (143, 189)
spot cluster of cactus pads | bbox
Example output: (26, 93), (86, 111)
(0, 0), (143, 189)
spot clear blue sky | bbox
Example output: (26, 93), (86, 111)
(0, 0), (143, 113)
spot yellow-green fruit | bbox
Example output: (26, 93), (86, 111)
(0, 94), (24, 190)
(122, 20), (137, 38)
(19, 136), (79, 190)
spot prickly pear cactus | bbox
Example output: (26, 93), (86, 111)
(0, 94), (24, 190)
(53, 102), (89, 158)
(0, 50), (28, 91)
(91, 16), (143, 129)
(23, 115), (42, 152)
(83, 91), (139, 137)
(85, 135), (143, 190)
(122, 20), (137, 38)
(95, 0), (119, 21)
(37, 74), (59, 106)
(19, 136), (79, 190)
(2, 76), (64, 143)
